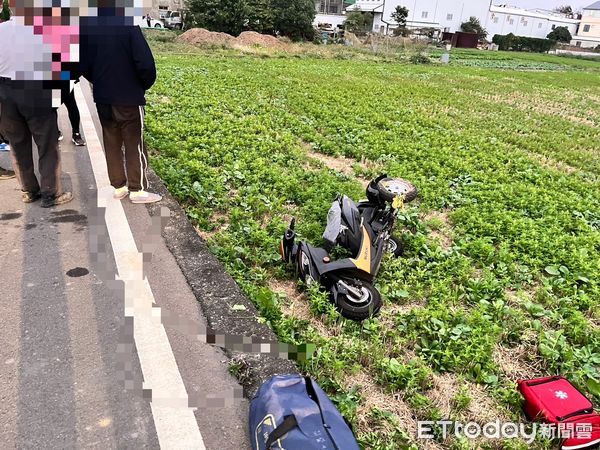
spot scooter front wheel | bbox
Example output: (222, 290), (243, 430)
(332, 280), (382, 321)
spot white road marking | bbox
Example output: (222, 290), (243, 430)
(75, 84), (206, 450)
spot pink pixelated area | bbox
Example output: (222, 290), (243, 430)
(2, 0), (152, 106)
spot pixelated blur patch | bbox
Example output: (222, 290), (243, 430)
(0, 213), (22, 221)
(66, 267), (90, 277)
(288, 343), (317, 361)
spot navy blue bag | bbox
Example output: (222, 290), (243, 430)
(249, 374), (360, 450)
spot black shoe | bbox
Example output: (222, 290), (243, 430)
(58, 130), (63, 142)
(0, 167), (16, 180)
(22, 191), (42, 203)
(41, 192), (73, 208)
(72, 133), (86, 146)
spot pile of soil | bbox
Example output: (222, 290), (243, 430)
(235, 31), (284, 49)
(176, 28), (236, 46)
(177, 28), (286, 49)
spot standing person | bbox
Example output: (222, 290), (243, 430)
(80, 12), (161, 203)
(0, 11), (15, 180)
(0, 13), (73, 206)
(145, 14), (151, 28)
(58, 88), (86, 146)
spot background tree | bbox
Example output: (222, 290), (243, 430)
(391, 6), (408, 26)
(270, 0), (316, 40)
(460, 16), (487, 41)
(554, 5), (573, 15)
(460, 16), (488, 41)
(186, 0), (315, 39)
(186, 0), (249, 35)
(0, 0), (11, 21)
(245, 0), (274, 35)
(547, 26), (572, 43)
(391, 5), (409, 37)
(344, 11), (373, 36)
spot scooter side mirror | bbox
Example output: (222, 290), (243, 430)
(281, 219), (297, 263)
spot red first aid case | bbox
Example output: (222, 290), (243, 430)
(518, 376), (600, 450)
(518, 376), (594, 422)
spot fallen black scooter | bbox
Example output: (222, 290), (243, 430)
(281, 218), (382, 321)
(280, 176), (417, 321)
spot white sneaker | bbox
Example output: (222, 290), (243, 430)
(130, 190), (162, 204)
(113, 186), (129, 200)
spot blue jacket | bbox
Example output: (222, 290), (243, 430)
(80, 15), (156, 106)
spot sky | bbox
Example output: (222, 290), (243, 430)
(504, 0), (591, 12)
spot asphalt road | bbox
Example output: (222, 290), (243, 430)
(0, 83), (250, 449)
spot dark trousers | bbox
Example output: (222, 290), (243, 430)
(0, 82), (61, 197)
(96, 104), (148, 192)
(63, 89), (80, 135)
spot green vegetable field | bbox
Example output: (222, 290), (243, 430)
(144, 43), (600, 449)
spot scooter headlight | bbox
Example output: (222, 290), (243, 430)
(299, 251), (314, 284)
(301, 252), (310, 269)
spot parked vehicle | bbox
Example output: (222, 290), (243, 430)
(280, 176), (417, 321)
(135, 16), (164, 29)
(164, 10), (183, 30)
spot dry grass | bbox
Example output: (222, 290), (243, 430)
(423, 210), (454, 250)
(474, 90), (598, 127)
(194, 211), (229, 241)
(430, 373), (508, 424)
(427, 373), (513, 449)
(466, 382), (510, 424)
(504, 281), (540, 305)
(378, 302), (424, 330)
(345, 370), (443, 450)
(527, 152), (581, 175)
(306, 150), (356, 176)
(493, 343), (544, 381)
(267, 278), (334, 339)
(428, 373), (459, 419)
(299, 140), (376, 188)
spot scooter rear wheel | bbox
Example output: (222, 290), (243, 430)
(332, 281), (382, 321)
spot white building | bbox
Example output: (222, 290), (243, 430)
(347, 0), (491, 36)
(314, 0), (351, 29)
(571, 1), (600, 48)
(319, 0), (580, 42)
(486, 5), (579, 40)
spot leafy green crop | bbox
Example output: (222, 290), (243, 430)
(145, 47), (600, 449)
